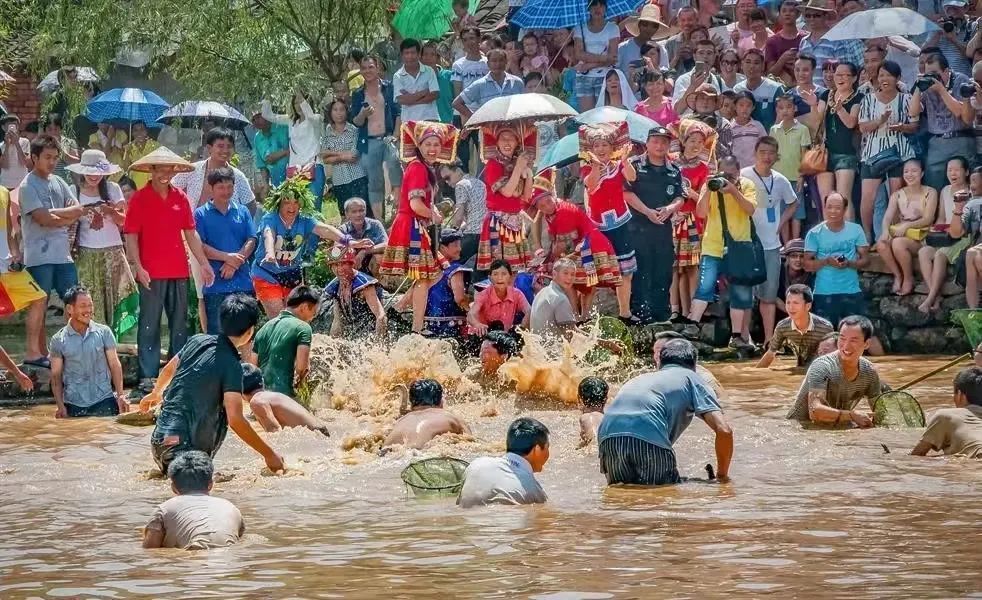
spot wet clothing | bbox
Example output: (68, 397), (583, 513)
(625, 156), (684, 322)
(65, 395), (119, 418)
(323, 272), (382, 337)
(49, 321), (116, 410)
(599, 436), (681, 486)
(918, 404), (982, 458)
(251, 212), (319, 286)
(768, 314), (835, 367)
(150, 334), (244, 473)
(787, 353), (883, 422)
(253, 310), (312, 396)
(146, 494), (245, 550)
(457, 453), (547, 508)
(529, 281), (577, 337)
(425, 261), (471, 337)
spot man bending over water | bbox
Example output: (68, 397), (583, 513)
(785, 315), (883, 428)
(911, 367), (982, 459)
(241, 363), (330, 436)
(598, 338), (733, 485)
(144, 294), (285, 474)
(458, 417), (550, 508)
(383, 379), (470, 451)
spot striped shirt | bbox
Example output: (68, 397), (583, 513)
(321, 123), (366, 186)
(786, 353), (883, 421)
(799, 36), (864, 87)
(768, 314), (834, 367)
(858, 92), (916, 162)
(452, 174), (488, 235)
(457, 72), (524, 112)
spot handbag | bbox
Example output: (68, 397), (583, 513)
(889, 224), (929, 241)
(925, 232), (955, 248)
(866, 146), (903, 178)
(799, 107), (828, 177)
(716, 191), (767, 287)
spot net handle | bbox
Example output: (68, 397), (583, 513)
(897, 352), (971, 391)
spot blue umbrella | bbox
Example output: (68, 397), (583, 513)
(512, 0), (644, 30)
(575, 106), (657, 144)
(85, 87), (170, 128)
(536, 132), (579, 171)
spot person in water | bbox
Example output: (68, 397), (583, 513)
(241, 363), (330, 436)
(755, 284), (834, 369)
(144, 294), (285, 475)
(382, 378), (470, 451)
(472, 330), (519, 384)
(253, 285), (317, 398)
(599, 338), (733, 486)
(143, 450), (245, 550)
(578, 376), (608, 446)
(653, 331), (725, 401)
(457, 417), (550, 508)
(911, 366), (982, 459)
(785, 315), (884, 428)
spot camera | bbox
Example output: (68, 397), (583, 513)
(942, 18), (955, 33)
(707, 175), (729, 192)
(960, 82), (977, 99)
(914, 73), (941, 93)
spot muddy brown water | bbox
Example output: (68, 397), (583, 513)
(1, 355), (980, 599)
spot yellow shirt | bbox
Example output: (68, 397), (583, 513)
(700, 176), (758, 259)
(769, 121), (811, 183)
(122, 139), (161, 188)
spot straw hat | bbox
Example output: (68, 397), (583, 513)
(800, 0), (835, 12)
(685, 83), (720, 112)
(623, 4), (675, 41)
(128, 146), (195, 173)
(67, 149), (121, 177)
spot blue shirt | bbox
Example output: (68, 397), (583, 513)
(50, 321), (117, 408)
(254, 124), (290, 186)
(804, 221), (868, 295)
(251, 212), (319, 285)
(598, 366), (722, 450)
(457, 72), (524, 112)
(195, 201), (256, 294)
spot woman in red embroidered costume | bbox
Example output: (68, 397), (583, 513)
(379, 121), (459, 334)
(476, 123), (535, 272)
(529, 170), (623, 320)
(668, 118), (716, 321)
(580, 121), (641, 324)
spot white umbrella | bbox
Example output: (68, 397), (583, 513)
(37, 66), (100, 93)
(464, 93), (577, 129)
(823, 7), (940, 41)
(0, 70), (14, 83)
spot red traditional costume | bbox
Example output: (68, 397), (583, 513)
(670, 118), (717, 268)
(475, 123), (536, 272)
(579, 121), (637, 274)
(379, 121), (458, 285)
(531, 171), (622, 292)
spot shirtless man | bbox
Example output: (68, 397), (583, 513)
(578, 376), (608, 446)
(382, 378), (470, 451)
(240, 363), (330, 437)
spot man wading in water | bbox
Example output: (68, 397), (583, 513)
(142, 294), (285, 474)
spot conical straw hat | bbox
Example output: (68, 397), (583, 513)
(128, 146), (195, 173)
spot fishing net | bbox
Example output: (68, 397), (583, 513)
(950, 309), (982, 349)
(400, 457), (469, 499)
(872, 391), (926, 428)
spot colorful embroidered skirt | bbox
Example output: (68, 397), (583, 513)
(673, 215), (701, 268)
(476, 211), (531, 272)
(379, 214), (442, 285)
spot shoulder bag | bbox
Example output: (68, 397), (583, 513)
(799, 100), (828, 177)
(716, 190), (767, 287)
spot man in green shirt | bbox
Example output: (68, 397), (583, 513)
(253, 286), (318, 397)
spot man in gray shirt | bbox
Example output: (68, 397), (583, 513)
(457, 417), (550, 508)
(18, 135), (85, 369)
(50, 285), (128, 418)
(530, 259), (579, 336)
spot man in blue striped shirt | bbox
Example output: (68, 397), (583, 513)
(798, 0), (865, 85)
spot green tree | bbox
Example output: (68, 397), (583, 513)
(4, 0), (392, 103)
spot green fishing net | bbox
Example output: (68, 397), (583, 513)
(401, 457), (470, 499)
(585, 316), (636, 365)
(872, 391), (926, 428)
(950, 309), (982, 349)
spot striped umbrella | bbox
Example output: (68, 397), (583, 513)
(512, 0), (644, 30)
(86, 87), (171, 128)
(156, 100), (251, 130)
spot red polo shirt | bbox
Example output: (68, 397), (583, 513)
(122, 184), (196, 280)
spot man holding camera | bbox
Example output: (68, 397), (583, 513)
(923, 0), (977, 78)
(909, 52), (977, 193)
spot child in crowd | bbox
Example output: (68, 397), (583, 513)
(143, 451), (245, 550)
(730, 91), (766, 169)
(578, 376), (609, 446)
(719, 90), (737, 121)
(770, 94), (811, 241)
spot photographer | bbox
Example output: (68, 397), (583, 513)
(922, 0), (977, 78)
(686, 155), (758, 350)
(909, 53), (976, 193)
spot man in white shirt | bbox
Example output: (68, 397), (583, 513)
(457, 417), (550, 508)
(672, 39), (722, 114)
(450, 27), (489, 171)
(741, 136), (797, 345)
(617, 4), (670, 75)
(393, 38), (440, 123)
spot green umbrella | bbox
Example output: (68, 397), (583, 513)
(392, 0), (476, 41)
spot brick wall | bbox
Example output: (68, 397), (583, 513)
(2, 70), (42, 124)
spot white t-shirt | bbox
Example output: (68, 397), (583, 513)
(573, 22), (620, 77)
(0, 137), (30, 189)
(393, 64), (441, 122)
(741, 166), (796, 251)
(457, 453), (548, 508)
(77, 182), (125, 249)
